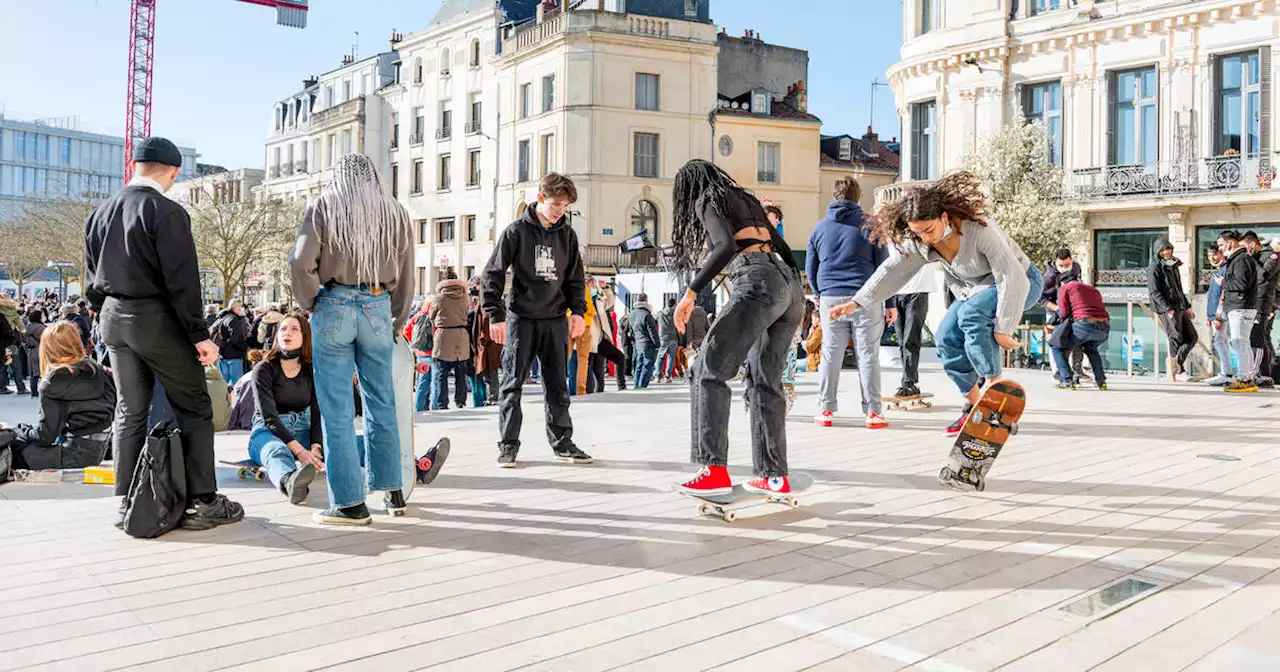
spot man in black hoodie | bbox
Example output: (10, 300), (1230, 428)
(1218, 230), (1260, 392)
(1243, 232), (1280, 386)
(481, 173), (593, 467)
(1145, 240), (1198, 376)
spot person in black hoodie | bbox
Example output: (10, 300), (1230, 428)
(211, 300), (252, 385)
(1218, 230), (1260, 393)
(23, 308), (47, 398)
(481, 173), (593, 468)
(10, 322), (116, 471)
(1243, 233), (1280, 386)
(1145, 240), (1198, 376)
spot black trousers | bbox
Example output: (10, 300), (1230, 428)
(101, 297), (217, 499)
(589, 339), (627, 392)
(1250, 312), (1275, 378)
(498, 313), (573, 452)
(1160, 309), (1199, 367)
(895, 292), (929, 387)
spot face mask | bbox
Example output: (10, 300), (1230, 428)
(938, 220), (954, 241)
(1163, 258), (1178, 267)
(279, 349), (301, 361)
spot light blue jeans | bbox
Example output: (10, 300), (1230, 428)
(818, 295), (884, 414)
(219, 359), (244, 386)
(656, 342), (678, 379)
(1227, 309), (1257, 381)
(414, 355), (434, 412)
(248, 409), (312, 493)
(936, 264), (1044, 394)
(310, 285), (402, 509)
(1212, 321), (1232, 377)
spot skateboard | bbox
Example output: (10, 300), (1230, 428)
(392, 337), (417, 509)
(415, 438), (450, 485)
(883, 393), (935, 411)
(681, 472), (814, 522)
(221, 459), (266, 482)
(939, 379), (1025, 493)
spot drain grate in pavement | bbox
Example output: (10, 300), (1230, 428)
(1057, 577), (1164, 621)
(1198, 454), (1242, 462)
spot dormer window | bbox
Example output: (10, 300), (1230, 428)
(684, 0), (697, 18)
(839, 138), (852, 161)
(752, 92), (769, 116)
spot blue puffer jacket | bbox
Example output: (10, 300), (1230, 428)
(805, 200), (895, 307)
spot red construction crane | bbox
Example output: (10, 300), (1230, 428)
(123, 0), (308, 181)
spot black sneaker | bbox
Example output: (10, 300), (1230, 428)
(1259, 376), (1275, 389)
(497, 445), (519, 468)
(283, 464), (316, 505)
(553, 444), (594, 464)
(894, 384), (919, 399)
(383, 489), (407, 517)
(180, 494), (245, 531)
(313, 503), (372, 526)
(416, 438), (451, 485)
(1097, 382), (1108, 390)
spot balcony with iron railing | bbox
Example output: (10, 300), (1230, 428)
(1066, 154), (1277, 201)
(281, 163), (294, 176)
(465, 120), (482, 136)
(269, 165), (281, 179)
(294, 160), (308, 174)
(436, 127), (452, 141)
(409, 131), (423, 145)
(757, 171), (778, 184)
(584, 245), (659, 270)
(501, 5), (715, 55)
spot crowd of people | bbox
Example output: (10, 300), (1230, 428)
(5, 131), (1272, 533)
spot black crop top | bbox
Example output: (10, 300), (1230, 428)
(687, 193), (784, 294)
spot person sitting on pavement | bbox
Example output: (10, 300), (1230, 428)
(247, 312), (325, 504)
(9, 322), (116, 471)
(1049, 272), (1110, 390)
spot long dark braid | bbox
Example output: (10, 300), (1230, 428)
(671, 159), (800, 276)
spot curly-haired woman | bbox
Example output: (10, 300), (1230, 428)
(828, 171), (1044, 434)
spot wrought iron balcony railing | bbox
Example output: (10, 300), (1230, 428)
(1067, 154), (1276, 201)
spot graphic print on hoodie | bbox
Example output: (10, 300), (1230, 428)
(481, 202), (587, 322)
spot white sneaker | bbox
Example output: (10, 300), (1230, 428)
(1206, 374), (1230, 387)
(814, 410), (833, 427)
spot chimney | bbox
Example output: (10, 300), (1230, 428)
(389, 30), (403, 48)
(342, 54), (354, 65)
(303, 76), (318, 89)
(783, 79), (807, 113)
(862, 125), (880, 156)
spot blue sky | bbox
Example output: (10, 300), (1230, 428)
(0, 0), (903, 168)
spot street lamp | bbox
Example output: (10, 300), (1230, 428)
(46, 260), (74, 300)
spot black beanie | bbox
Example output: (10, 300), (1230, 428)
(132, 137), (183, 168)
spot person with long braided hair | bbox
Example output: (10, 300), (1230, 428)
(827, 171), (1044, 434)
(669, 159), (805, 497)
(290, 153), (415, 525)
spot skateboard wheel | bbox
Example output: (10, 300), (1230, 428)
(255, 470), (265, 482)
(697, 504), (712, 516)
(237, 468), (249, 479)
(417, 456), (433, 472)
(975, 479), (986, 493)
(723, 511), (738, 522)
(1008, 423), (1019, 436)
(787, 498), (798, 509)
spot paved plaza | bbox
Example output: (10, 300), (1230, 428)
(3, 366), (1280, 671)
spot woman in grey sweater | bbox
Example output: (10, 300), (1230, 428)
(829, 172), (1043, 434)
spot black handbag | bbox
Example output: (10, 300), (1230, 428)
(122, 421), (188, 539)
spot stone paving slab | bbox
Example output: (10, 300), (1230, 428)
(2, 366), (1279, 671)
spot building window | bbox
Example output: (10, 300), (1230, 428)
(920, 0), (940, 35)
(1196, 224), (1280, 290)
(464, 215), (476, 242)
(438, 154), (452, 191)
(1109, 66), (1158, 166)
(413, 107), (425, 144)
(312, 138), (321, 170)
(390, 163), (399, 198)
(910, 100), (937, 180)
(518, 139), (531, 182)
(417, 221), (429, 245)
(468, 95), (482, 134)
(440, 48), (451, 75)
(1094, 228), (1166, 286)
(414, 57), (423, 84)
(325, 84), (334, 108)
(684, 0), (697, 18)
(634, 133), (659, 178)
(328, 134), (337, 168)
(630, 199), (659, 240)
(436, 217), (455, 243)
(390, 113), (400, 150)
(520, 83), (532, 118)
(439, 106), (452, 140)
(757, 142), (781, 183)
(1022, 81), (1063, 164)
(342, 79), (351, 102)
(470, 39), (481, 67)
(342, 129), (352, 156)
(468, 149), (481, 187)
(636, 73), (660, 111)
(59, 138), (71, 166)
(1030, 0), (1062, 14)
(299, 141), (308, 170)
(542, 74), (556, 112)
(540, 134), (555, 177)
(412, 160), (424, 194)
(1215, 51), (1263, 156)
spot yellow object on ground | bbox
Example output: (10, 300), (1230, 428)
(83, 466), (115, 485)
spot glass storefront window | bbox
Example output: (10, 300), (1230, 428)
(1101, 303), (1159, 375)
(1194, 224), (1280, 291)
(1094, 228), (1166, 285)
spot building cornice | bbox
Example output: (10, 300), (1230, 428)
(888, 0), (1273, 88)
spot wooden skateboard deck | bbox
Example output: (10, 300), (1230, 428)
(883, 393), (935, 411)
(682, 472), (814, 522)
(939, 379), (1025, 492)
(220, 459), (266, 482)
(392, 337), (417, 505)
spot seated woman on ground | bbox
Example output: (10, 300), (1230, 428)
(10, 322), (116, 470)
(249, 311), (326, 504)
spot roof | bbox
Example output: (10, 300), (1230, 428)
(715, 94), (820, 123)
(819, 135), (899, 172)
(429, 0), (538, 27)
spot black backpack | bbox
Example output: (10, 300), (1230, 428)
(411, 312), (434, 352)
(122, 421), (188, 539)
(0, 429), (14, 485)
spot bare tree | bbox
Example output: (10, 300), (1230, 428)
(19, 193), (94, 288)
(186, 184), (302, 303)
(0, 215), (50, 298)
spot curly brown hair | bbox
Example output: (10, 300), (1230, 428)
(866, 171), (988, 247)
